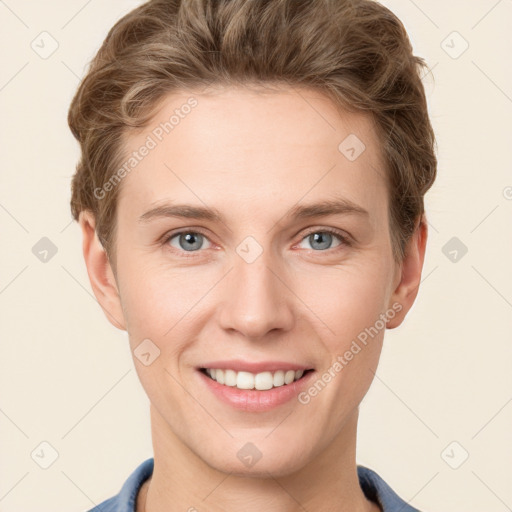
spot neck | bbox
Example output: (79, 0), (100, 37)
(138, 405), (379, 512)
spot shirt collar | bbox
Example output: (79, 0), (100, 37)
(105, 458), (421, 512)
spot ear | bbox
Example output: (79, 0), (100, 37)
(386, 214), (428, 329)
(78, 210), (126, 331)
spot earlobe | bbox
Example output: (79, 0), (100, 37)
(386, 214), (428, 330)
(78, 210), (126, 331)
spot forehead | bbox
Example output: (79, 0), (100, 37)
(116, 86), (388, 223)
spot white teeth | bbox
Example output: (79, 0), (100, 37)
(255, 371), (273, 390)
(203, 368), (308, 390)
(273, 370), (285, 387)
(224, 369), (237, 386)
(237, 371), (254, 389)
(284, 370), (295, 385)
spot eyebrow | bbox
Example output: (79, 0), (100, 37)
(138, 198), (369, 224)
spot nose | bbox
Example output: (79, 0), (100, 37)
(217, 248), (295, 340)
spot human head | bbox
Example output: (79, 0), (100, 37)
(68, 0), (436, 483)
(68, 0), (437, 274)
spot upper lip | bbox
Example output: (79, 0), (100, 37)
(199, 360), (314, 373)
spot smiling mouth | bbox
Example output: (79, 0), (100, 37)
(199, 367), (314, 391)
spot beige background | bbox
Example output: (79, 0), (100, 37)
(1, 0), (511, 511)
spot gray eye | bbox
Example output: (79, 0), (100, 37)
(310, 232), (331, 250)
(169, 232), (211, 252)
(299, 231), (342, 251)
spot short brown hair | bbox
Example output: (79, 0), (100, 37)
(68, 0), (437, 267)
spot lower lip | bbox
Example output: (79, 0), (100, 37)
(197, 369), (316, 412)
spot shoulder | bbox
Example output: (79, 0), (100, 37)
(86, 495), (118, 512)
(357, 465), (423, 512)
(85, 458), (154, 512)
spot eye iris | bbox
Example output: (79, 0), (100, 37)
(173, 231), (339, 252)
(310, 232), (332, 250)
(179, 232), (203, 251)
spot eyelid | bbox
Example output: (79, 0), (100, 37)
(161, 226), (212, 242)
(294, 226), (352, 248)
(161, 228), (214, 256)
(161, 226), (352, 256)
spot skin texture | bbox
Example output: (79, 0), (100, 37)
(79, 85), (427, 512)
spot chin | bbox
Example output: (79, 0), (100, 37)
(202, 441), (312, 479)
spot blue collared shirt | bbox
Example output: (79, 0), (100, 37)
(86, 457), (421, 512)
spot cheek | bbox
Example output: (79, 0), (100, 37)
(300, 265), (389, 406)
(118, 239), (392, 353)
(118, 264), (201, 399)
(295, 259), (391, 347)
(117, 251), (204, 336)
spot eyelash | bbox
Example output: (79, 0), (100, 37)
(161, 227), (351, 258)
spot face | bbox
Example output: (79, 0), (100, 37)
(82, 85), (425, 477)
